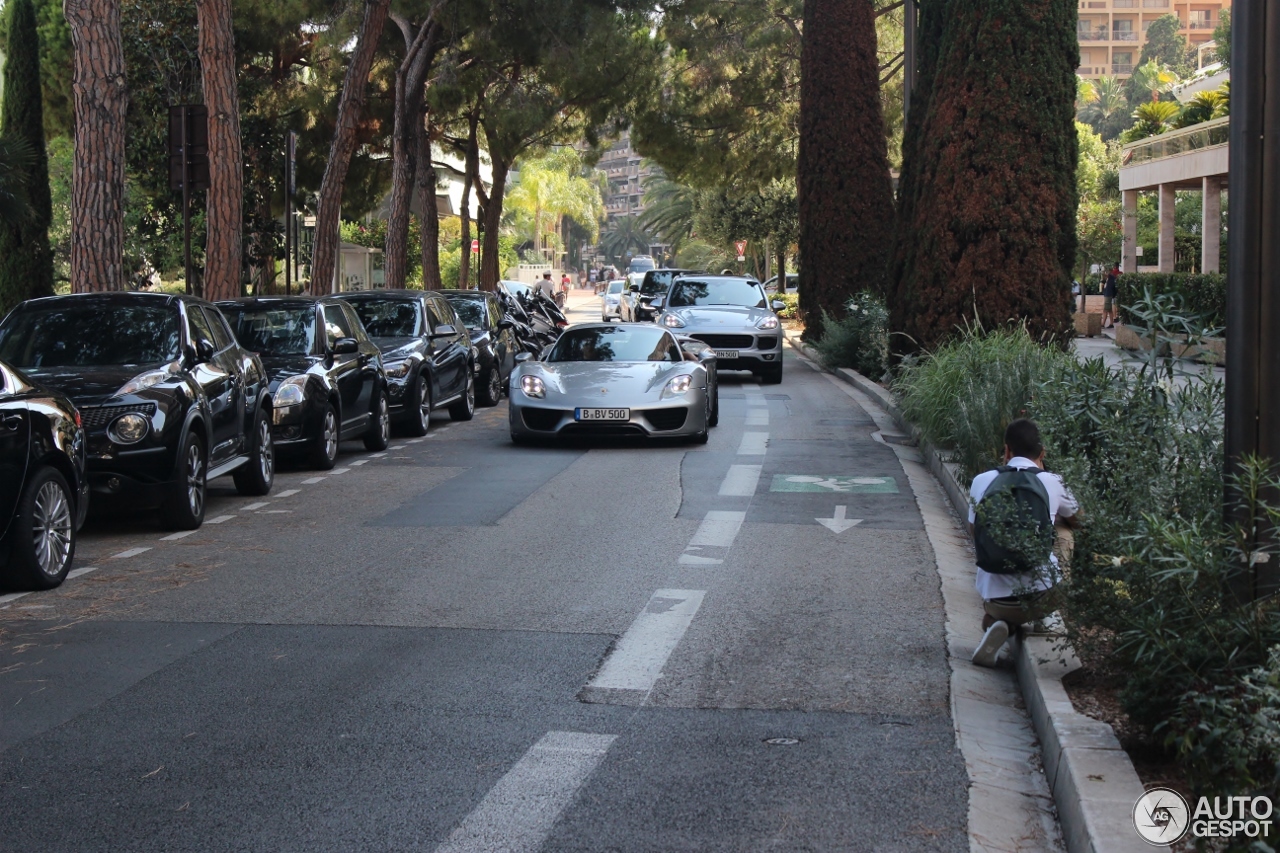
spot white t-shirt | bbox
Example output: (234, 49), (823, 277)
(968, 457), (1078, 600)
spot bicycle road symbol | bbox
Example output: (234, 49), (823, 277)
(770, 475), (899, 494)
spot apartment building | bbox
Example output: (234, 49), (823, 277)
(1076, 0), (1230, 79)
(595, 131), (655, 225)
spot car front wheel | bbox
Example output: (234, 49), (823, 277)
(162, 431), (207, 530)
(364, 387), (391, 451)
(448, 373), (476, 421)
(405, 374), (431, 436)
(478, 365), (502, 407)
(234, 406), (274, 496)
(5, 466), (76, 590)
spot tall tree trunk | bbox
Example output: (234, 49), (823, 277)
(65, 0), (126, 293)
(478, 159), (508, 292)
(890, 0), (1078, 351)
(385, 13), (439, 289)
(0, 0), (54, 315)
(416, 109), (441, 289)
(309, 0), (391, 294)
(197, 0), (245, 301)
(457, 114), (478, 289)
(796, 0), (895, 341)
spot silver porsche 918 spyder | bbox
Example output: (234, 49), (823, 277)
(650, 275), (787, 384)
(509, 323), (714, 444)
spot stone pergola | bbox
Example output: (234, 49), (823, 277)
(1119, 115), (1229, 274)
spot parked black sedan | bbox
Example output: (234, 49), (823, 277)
(621, 269), (703, 323)
(440, 289), (517, 406)
(218, 296), (391, 469)
(0, 292), (275, 530)
(0, 359), (88, 590)
(336, 290), (475, 434)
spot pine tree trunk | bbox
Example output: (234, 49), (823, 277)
(416, 111), (441, 290)
(0, 0), (54, 315)
(309, 0), (391, 294)
(65, 0), (126, 294)
(890, 0), (1078, 351)
(796, 0), (895, 341)
(385, 16), (438, 290)
(457, 115), (478, 289)
(197, 0), (244, 301)
(479, 160), (509, 292)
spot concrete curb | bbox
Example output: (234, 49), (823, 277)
(784, 331), (1163, 853)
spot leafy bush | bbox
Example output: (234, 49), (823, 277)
(1116, 272), (1226, 329)
(773, 292), (799, 319)
(813, 293), (889, 380)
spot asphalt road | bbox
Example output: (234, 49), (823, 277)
(0, 293), (968, 852)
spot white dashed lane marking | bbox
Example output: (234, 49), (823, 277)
(688, 510), (745, 548)
(205, 515), (235, 524)
(242, 502), (269, 511)
(718, 464), (762, 497)
(301, 477), (326, 485)
(111, 547), (151, 559)
(275, 489), (300, 498)
(737, 432), (768, 455)
(587, 589), (706, 693)
(160, 531), (195, 541)
(331, 468), (350, 475)
(66, 566), (98, 579)
(745, 409), (769, 427)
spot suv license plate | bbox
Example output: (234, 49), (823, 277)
(576, 407), (629, 421)
(714, 350), (739, 359)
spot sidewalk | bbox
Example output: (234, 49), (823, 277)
(1072, 325), (1225, 385)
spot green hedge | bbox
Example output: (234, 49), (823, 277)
(1116, 272), (1226, 329)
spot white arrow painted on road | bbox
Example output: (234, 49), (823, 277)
(816, 505), (862, 533)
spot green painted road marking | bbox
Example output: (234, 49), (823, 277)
(770, 475), (899, 494)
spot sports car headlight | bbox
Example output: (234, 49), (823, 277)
(661, 314), (686, 328)
(520, 375), (546, 399)
(664, 374), (693, 396)
(115, 361), (180, 396)
(756, 315), (780, 330)
(384, 360), (411, 379)
(272, 376), (307, 408)
(107, 413), (149, 444)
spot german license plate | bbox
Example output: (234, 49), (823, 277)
(714, 350), (739, 359)
(576, 407), (629, 421)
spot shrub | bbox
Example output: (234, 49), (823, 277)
(1116, 272), (1226, 329)
(813, 292), (888, 380)
(773, 292), (799, 319)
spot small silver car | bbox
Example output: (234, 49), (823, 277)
(600, 279), (626, 322)
(509, 323), (713, 443)
(652, 275), (786, 384)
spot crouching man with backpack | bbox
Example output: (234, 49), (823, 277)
(968, 419), (1079, 667)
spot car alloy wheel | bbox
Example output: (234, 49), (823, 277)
(32, 478), (73, 579)
(418, 378), (431, 431)
(487, 368), (502, 403)
(322, 409), (338, 462)
(257, 416), (274, 483)
(378, 395), (391, 443)
(185, 440), (205, 518)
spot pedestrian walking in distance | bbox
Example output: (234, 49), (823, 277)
(1102, 264), (1119, 329)
(968, 419), (1079, 667)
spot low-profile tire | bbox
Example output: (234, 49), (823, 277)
(309, 403), (340, 470)
(760, 363), (783, 385)
(691, 395), (710, 444)
(404, 374), (431, 436)
(161, 431), (207, 531)
(709, 391), (720, 428)
(5, 466), (76, 590)
(364, 387), (391, 451)
(478, 365), (502, 407)
(233, 406), (275, 496)
(448, 373), (476, 421)
(511, 432), (529, 446)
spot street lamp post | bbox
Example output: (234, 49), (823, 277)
(1225, 0), (1280, 600)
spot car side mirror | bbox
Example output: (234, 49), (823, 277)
(514, 352), (533, 364)
(332, 337), (359, 355)
(649, 297), (665, 311)
(194, 339), (216, 362)
(628, 283), (640, 292)
(432, 324), (457, 338)
(771, 300), (786, 312)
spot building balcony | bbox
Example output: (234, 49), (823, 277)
(1122, 116), (1229, 169)
(1188, 19), (1217, 30)
(1140, 0), (1168, 7)
(1112, 63), (1135, 74)
(1078, 26), (1111, 40)
(1112, 30), (1139, 40)
(1112, 0), (1137, 7)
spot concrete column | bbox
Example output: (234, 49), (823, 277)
(1122, 190), (1139, 273)
(1158, 183), (1177, 272)
(1201, 176), (1221, 273)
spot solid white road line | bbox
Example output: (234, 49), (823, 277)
(112, 547), (151, 559)
(434, 731), (616, 853)
(242, 502), (269, 511)
(160, 531), (195, 541)
(205, 515), (235, 524)
(274, 489), (300, 498)
(589, 589), (706, 693)
(688, 510), (746, 548)
(737, 432), (768, 455)
(718, 464), (762, 497)
(66, 566), (98, 580)
(301, 477), (326, 485)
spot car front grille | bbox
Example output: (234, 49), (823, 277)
(756, 335), (779, 350)
(522, 408), (565, 432)
(81, 403), (157, 430)
(691, 334), (754, 349)
(645, 407), (688, 431)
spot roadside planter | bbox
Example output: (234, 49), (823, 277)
(1073, 312), (1102, 338)
(1114, 324), (1226, 364)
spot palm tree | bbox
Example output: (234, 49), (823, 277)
(1130, 60), (1180, 103)
(1081, 75), (1127, 128)
(638, 173), (695, 254)
(1173, 90), (1227, 128)
(1120, 100), (1180, 143)
(598, 215), (654, 266)
(504, 148), (605, 263)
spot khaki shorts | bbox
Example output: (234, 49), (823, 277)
(983, 587), (1059, 627)
(1103, 296), (1114, 313)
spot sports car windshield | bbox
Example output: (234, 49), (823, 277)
(547, 327), (680, 363)
(347, 299), (421, 337)
(668, 279), (767, 309)
(223, 306), (316, 356)
(0, 305), (181, 367)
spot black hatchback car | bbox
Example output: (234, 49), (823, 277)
(218, 297), (391, 469)
(336, 290), (475, 434)
(0, 292), (275, 530)
(440, 290), (517, 407)
(0, 359), (88, 590)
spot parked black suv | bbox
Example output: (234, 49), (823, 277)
(622, 269), (703, 323)
(0, 292), (275, 530)
(335, 290), (475, 435)
(440, 290), (517, 407)
(0, 358), (88, 589)
(218, 296), (391, 469)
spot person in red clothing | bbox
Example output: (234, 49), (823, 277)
(561, 273), (571, 292)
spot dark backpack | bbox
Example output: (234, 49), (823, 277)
(973, 466), (1054, 575)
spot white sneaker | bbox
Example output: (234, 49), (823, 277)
(972, 621), (1010, 667)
